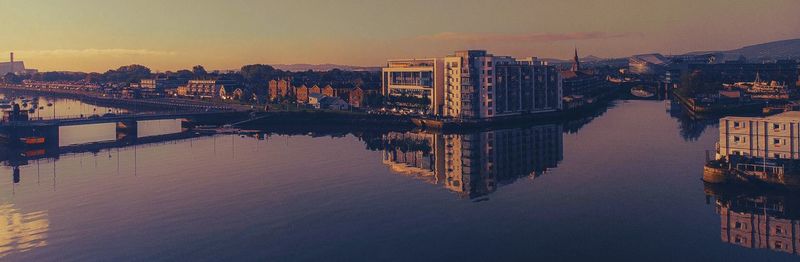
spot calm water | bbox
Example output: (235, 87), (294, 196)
(0, 100), (797, 261)
(0, 91), (128, 119)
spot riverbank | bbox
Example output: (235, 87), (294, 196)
(672, 90), (766, 118)
(412, 89), (620, 131)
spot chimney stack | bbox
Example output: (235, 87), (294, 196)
(9, 52), (14, 73)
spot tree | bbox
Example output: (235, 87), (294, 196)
(3, 73), (21, 84)
(102, 64), (152, 83)
(174, 70), (194, 80)
(240, 64), (279, 85)
(192, 65), (207, 77)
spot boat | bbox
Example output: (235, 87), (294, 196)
(630, 86), (655, 98)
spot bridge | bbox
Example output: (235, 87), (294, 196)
(0, 110), (249, 146)
(2, 110), (246, 127)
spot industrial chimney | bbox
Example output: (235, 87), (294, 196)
(9, 52), (14, 74)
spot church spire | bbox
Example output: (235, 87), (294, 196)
(571, 47), (581, 72)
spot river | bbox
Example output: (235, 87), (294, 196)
(0, 99), (797, 261)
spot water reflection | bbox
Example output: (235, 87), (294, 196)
(667, 99), (719, 141)
(704, 183), (800, 256)
(0, 204), (49, 258)
(378, 125), (563, 200)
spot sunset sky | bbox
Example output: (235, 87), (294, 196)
(1, 0), (799, 72)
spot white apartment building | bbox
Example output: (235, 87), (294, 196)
(718, 111), (800, 160)
(443, 50), (562, 119)
(381, 58), (445, 115)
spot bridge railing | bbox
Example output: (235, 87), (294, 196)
(27, 110), (238, 122)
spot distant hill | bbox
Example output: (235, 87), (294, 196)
(271, 64), (381, 72)
(685, 38), (800, 60)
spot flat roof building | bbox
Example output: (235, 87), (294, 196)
(381, 58), (444, 115)
(443, 50), (562, 119)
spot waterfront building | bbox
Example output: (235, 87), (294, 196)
(443, 50), (562, 119)
(176, 79), (240, 99)
(381, 58), (445, 115)
(718, 112), (800, 160)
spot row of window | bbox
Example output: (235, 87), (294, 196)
(732, 136), (791, 145)
(732, 121), (791, 131)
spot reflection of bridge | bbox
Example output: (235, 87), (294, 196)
(0, 131), (213, 164)
(0, 110), (248, 146)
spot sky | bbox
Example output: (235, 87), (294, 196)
(1, 0), (799, 72)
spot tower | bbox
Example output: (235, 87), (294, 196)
(9, 52), (14, 74)
(570, 48), (580, 72)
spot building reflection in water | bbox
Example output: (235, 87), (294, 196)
(381, 125), (563, 200)
(704, 183), (800, 256)
(0, 204), (49, 258)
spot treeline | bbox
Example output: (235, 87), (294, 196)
(3, 64), (381, 89)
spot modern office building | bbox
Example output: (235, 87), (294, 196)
(443, 50), (562, 119)
(381, 58), (445, 115)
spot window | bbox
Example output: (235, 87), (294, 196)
(488, 109), (493, 115)
(774, 153), (781, 159)
(487, 70), (492, 75)
(774, 123), (780, 130)
(735, 222), (744, 229)
(734, 136), (741, 142)
(776, 226), (784, 234)
(734, 122), (741, 128)
(775, 241), (783, 249)
(774, 138), (781, 145)
(488, 94), (493, 99)
(486, 61), (492, 67)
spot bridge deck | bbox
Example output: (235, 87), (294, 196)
(1, 110), (245, 127)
